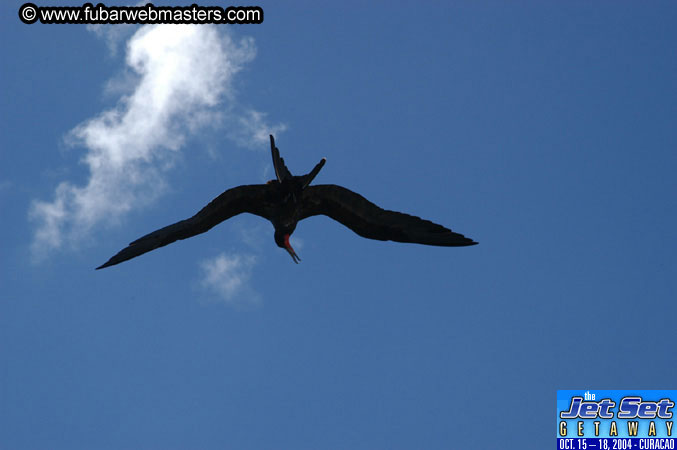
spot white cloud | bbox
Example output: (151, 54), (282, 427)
(198, 252), (260, 307)
(30, 24), (284, 260)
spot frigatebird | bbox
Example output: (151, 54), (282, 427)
(96, 135), (477, 269)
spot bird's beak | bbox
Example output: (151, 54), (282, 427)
(284, 234), (301, 264)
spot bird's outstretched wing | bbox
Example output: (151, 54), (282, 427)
(300, 185), (477, 247)
(96, 184), (273, 269)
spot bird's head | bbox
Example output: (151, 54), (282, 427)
(274, 229), (300, 263)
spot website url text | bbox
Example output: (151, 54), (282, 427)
(19, 2), (263, 25)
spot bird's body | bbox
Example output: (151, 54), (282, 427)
(96, 136), (476, 269)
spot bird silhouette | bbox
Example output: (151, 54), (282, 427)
(96, 135), (477, 269)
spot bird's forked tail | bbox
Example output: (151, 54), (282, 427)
(270, 135), (326, 189)
(301, 157), (326, 189)
(270, 135), (293, 182)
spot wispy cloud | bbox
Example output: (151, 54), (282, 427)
(84, 0), (144, 55)
(227, 110), (287, 149)
(234, 221), (268, 250)
(198, 252), (260, 307)
(86, 22), (135, 56)
(30, 24), (284, 260)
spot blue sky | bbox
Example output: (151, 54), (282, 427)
(2, 2), (676, 449)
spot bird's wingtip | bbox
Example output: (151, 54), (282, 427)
(95, 260), (114, 270)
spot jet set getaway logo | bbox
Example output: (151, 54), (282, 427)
(557, 390), (676, 450)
